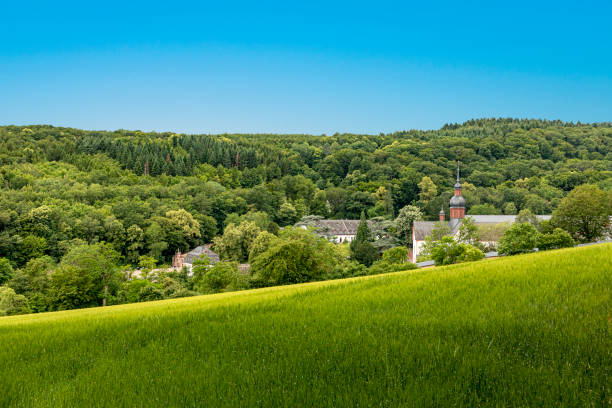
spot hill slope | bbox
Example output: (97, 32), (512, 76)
(1, 244), (611, 407)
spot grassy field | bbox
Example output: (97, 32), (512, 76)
(1, 244), (611, 407)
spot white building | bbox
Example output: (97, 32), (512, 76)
(411, 168), (551, 263)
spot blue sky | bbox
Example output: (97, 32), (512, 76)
(1, 1), (611, 134)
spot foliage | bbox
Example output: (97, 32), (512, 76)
(394, 205), (423, 245)
(537, 228), (574, 250)
(47, 265), (100, 310)
(251, 228), (342, 286)
(350, 212), (378, 266)
(551, 184), (611, 242)
(498, 223), (539, 255)
(0, 258), (14, 285)
(213, 221), (261, 262)
(457, 216), (480, 246)
(429, 236), (484, 265)
(0, 286), (31, 315)
(381, 246), (409, 264)
(420, 221), (452, 256)
(248, 231), (276, 263)
(195, 261), (248, 293)
(0, 121), (610, 313)
(516, 208), (540, 229)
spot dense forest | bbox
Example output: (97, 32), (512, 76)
(1, 118), (611, 265)
(0, 119), (611, 313)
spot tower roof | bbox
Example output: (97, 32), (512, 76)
(454, 164), (461, 189)
(450, 194), (466, 207)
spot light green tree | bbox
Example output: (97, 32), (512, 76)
(394, 205), (423, 245)
(551, 184), (610, 242)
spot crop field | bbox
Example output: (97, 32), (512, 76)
(1, 244), (611, 407)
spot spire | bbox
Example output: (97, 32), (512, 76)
(439, 205), (445, 221)
(450, 163), (466, 219)
(454, 163), (461, 189)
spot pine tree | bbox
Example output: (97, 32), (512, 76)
(350, 211), (378, 266)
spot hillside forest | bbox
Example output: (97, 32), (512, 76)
(0, 119), (611, 313)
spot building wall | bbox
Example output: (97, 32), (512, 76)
(412, 238), (427, 262)
(331, 234), (355, 243)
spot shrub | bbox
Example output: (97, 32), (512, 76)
(537, 228), (574, 251)
(498, 223), (539, 255)
(381, 247), (409, 264)
(118, 279), (162, 304)
(368, 259), (417, 276)
(0, 258), (14, 285)
(203, 262), (234, 292)
(0, 286), (31, 315)
(138, 285), (164, 302)
(328, 261), (368, 280)
(456, 245), (485, 263)
(251, 227), (341, 286)
(430, 236), (484, 266)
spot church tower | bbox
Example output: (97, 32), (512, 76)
(449, 165), (466, 220)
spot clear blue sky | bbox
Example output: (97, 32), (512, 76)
(2, 1), (611, 134)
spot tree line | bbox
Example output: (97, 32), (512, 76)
(0, 119), (610, 314)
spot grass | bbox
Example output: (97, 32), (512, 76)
(1, 244), (611, 407)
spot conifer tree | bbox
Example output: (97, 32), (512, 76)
(350, 211), (378, 266)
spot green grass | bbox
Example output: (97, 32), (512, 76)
(1, 244), (611, 407)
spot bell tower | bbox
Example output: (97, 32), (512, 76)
(449, 164), (466, 220)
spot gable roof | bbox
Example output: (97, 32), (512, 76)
(413, 221), (436, 241)
(183, 244), (220, 264)
(311, 219), (373, 236)
(469, 215), (551, 224)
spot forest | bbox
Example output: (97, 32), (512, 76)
(0, 119), (611, 313)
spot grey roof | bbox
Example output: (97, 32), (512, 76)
(469, 215), (551, 224)
(310, 219), (373, 236)
(413, 215), (553, 241)
(450, 195), (466, 208)
(183, 244), (220, 264)
(413, 221), (436, 241)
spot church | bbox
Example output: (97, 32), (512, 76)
(411, 168), (551, 263)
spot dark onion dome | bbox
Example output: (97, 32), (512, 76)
(439, 207), (445, 215)
(449, 194), (466, 208)
(454, 180), (462, 189)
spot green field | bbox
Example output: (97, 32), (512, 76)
(1, 244), (611, 407)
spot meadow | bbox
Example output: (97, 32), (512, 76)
(1, 244), (610, 407)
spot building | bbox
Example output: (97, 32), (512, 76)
(172, 244), (220, 271)
(411, 167), (551, 263)
(298, 218), (375, 243)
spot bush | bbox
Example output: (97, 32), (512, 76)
(498, 223), (539, 255)
(0, 258), (14, 285)
(381, 247), (409, 264)
(251, 228), (341, 286)
(430, 237), (484, 266)
(118, 279), (162, 304)
(368, 259), (417, 276)
(456, 245), (485, 263)
(138, 285), (164, 302)
(196, 262), (248, 293)
(0, 286), (31, 315)
(537, 228), (574, 250)
(328, 261), (368, 280)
